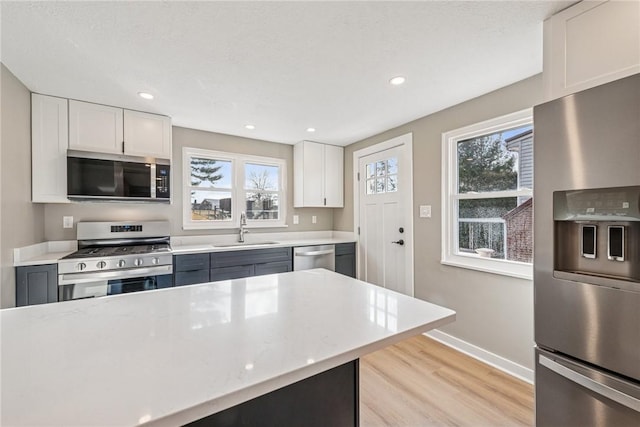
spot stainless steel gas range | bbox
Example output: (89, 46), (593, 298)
(58, 221), (173, 301)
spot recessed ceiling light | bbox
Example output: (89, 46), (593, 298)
(389, 76), (406, 86)
(137, 92), (154, 100)
(306, 127), (316, 133)
(245, 124), (255, 130)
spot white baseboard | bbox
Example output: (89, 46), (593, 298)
(424, 329), (534, 384)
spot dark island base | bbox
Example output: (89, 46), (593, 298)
(187, 359), (359, 427)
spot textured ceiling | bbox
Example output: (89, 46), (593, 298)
(1, 1), (573, 146)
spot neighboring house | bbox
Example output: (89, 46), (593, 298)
(505, 129), (533, 204)
(192, 198), (232, 219)
(502, 197), (533, 263)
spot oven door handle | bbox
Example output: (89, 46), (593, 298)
(58, 265), (173, 286)
(539, 355), (640, 412)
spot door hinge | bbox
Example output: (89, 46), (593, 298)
(357, 226), (360, 235)
(357, 172), (360, 181)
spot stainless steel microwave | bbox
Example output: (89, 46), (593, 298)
(67, 155), (170, 202)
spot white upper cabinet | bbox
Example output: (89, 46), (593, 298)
(294, 141), (344, 208)
(69, 100), (172, 159)
(123, 110), (172, 159)
(544, 0), (640, 101)
(323, 144), (344, 207)
(31, 94), (69, 203)
(69, 100), (124, 154)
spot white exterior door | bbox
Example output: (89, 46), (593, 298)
(356, 135), (413, 296)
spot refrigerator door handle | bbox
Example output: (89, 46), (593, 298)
(539, 355), (640, 412)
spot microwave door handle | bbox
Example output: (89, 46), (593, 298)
(539, 355), (640, 412)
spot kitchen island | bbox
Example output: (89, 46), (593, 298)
(1, 269), (455, 426)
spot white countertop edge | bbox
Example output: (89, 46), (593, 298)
(13, 241), (77, 266)
(13, 232), (356, 266)
(148, 313), (455, 427)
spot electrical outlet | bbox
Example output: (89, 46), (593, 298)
(419, 205), (432, 218)
(312, 215), (317, 224)
(293, 215), (299, 225)
(63, 216), (74, 228)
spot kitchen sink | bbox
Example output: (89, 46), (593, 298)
(211, 241), (280, 248)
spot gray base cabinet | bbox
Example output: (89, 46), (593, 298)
(211, 247), (292, 282)
(175, 247), (293, 286)
(16, 264), (58, 306)
(174, 253), (210, 286)
(335, 243), (356, 278)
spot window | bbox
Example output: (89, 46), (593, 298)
(442, 109), (533, 279)
(183, 148), (286, 229)
(365, 157), (398, 194)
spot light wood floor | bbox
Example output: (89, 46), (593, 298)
(360, 335), (533, 427)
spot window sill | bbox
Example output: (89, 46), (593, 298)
(441, 254), (532, 280)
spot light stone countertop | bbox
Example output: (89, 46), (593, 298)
(13, 231), (356, 266)
(0, 269), (455, 426)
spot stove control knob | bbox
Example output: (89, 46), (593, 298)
(97, 261), (107, 269)
(151, 257), (160, 265)
(76, 262), (87, 271)
(117, 260), (126, 268)
(134, 258), (143, 267)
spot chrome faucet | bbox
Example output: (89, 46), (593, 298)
(239, 212), (249, 243)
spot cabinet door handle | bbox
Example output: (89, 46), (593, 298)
(122, 141), (125, 153)
(324, 197), (326, 206)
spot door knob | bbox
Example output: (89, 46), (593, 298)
(392, 239), (405, 246)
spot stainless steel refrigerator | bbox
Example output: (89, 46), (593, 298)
(533, 73), (640, 426)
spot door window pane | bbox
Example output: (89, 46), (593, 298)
(387, 175), (398, 192)
(367, 179), (376, 195)
(366, 163), (376, 179)
(365, 157), (399, 195)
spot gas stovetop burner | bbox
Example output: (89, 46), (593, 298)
(58, 221), (173, 275)
(62, 243), (171, 260)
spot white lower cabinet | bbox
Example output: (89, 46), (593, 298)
(31, 94), (69, 203)
(294, 141), (343, 208)
(544, 0), (640, 100)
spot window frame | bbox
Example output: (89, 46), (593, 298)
(183, 147), (287, 230)
(441, 109), (533, 280)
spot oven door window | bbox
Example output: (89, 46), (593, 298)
(108, 274), (173, 296)
(60, 274), (173, 301)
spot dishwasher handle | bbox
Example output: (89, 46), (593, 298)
(295, 249), (335, 257)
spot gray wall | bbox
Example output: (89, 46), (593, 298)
(1, 64), (45, 308)
(44, 126), (334, 240)
(334, 74), (543, 370)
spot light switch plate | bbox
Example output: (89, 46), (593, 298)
(63, 216), (74, 228)
(419, 205), (432, 218)
(293, 215), (299, 225)
(312, 215), (317, 224)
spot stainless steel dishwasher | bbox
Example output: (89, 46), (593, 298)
(293, 245), (335, 271)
